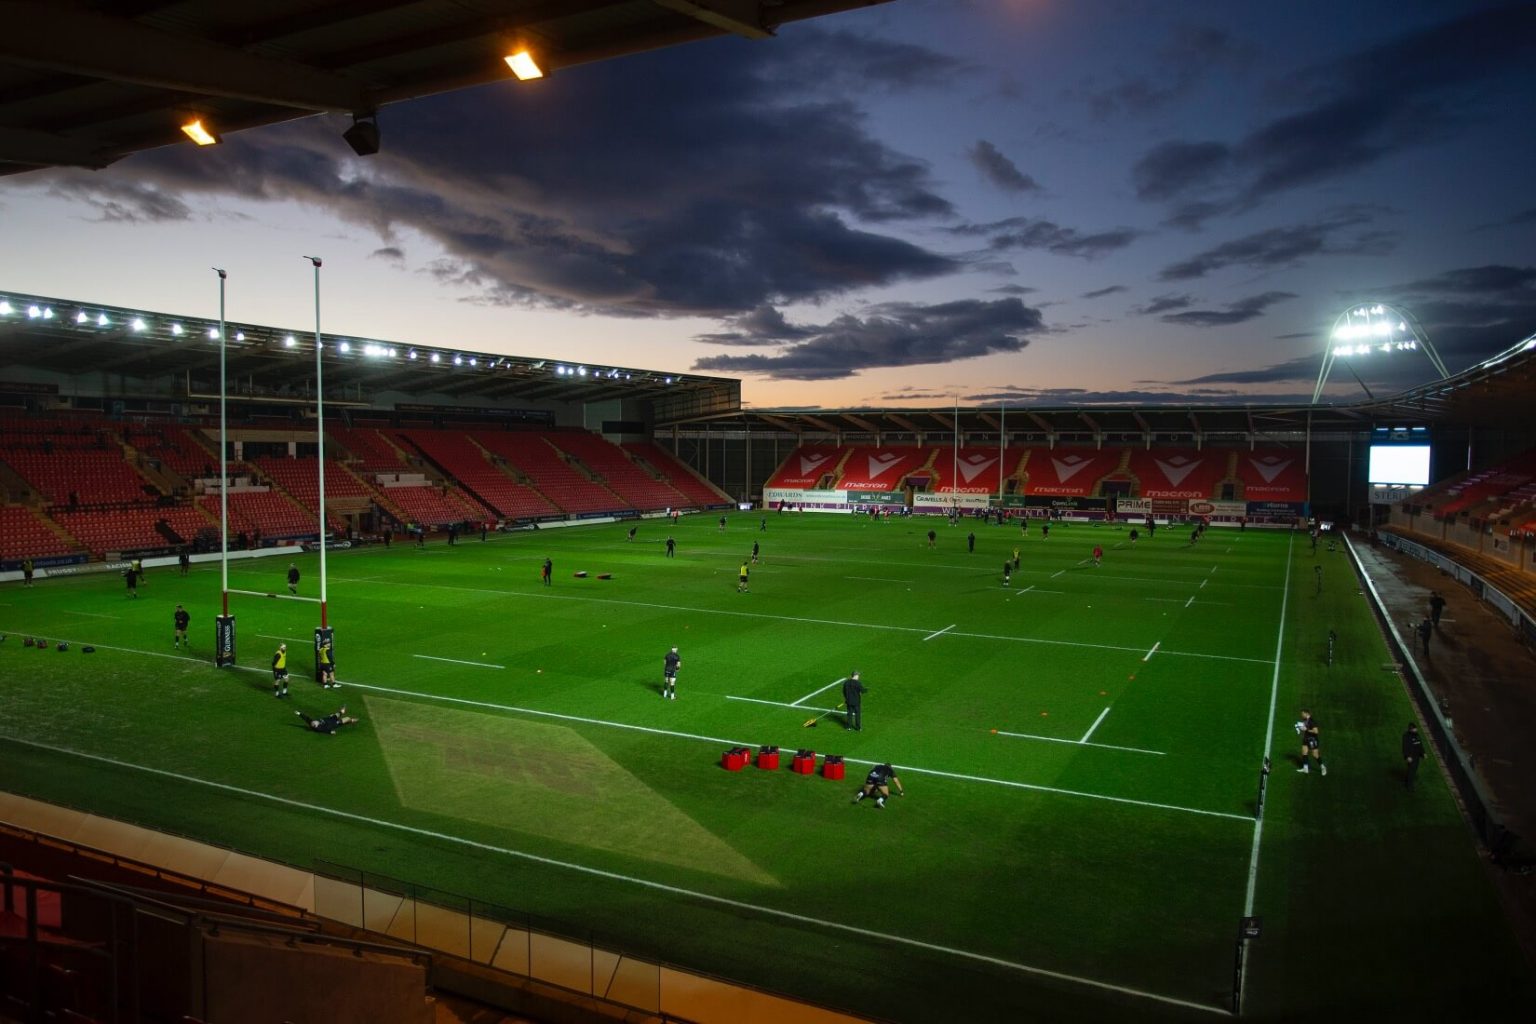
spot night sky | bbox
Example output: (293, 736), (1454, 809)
(3, 0), (1534, 409)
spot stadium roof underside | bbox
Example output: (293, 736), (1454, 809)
(0, 0), (893, 174)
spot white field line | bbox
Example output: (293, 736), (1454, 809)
(1185, 595), (1195, 609)
(257, 633), (310, 644)
(1142, 597), (1183, 604)
(1240, 531), (1294, 1005)
(1017, 585), (1035, 595)
(1143, 641), (1161, 662)
(1200, 579), (1208, 590)
(1210, 565), (1219, 574)
(727, 695), (839, 714)
(1051, 569), (1066, 579)
(994, 729), (1164, 757)
(922, 624), (956, 642)
(413, 654), (505, 670)
(63, 610), (119, 619)
(323, 574), (1275, 665)
(843, 576), (912, 584)
(0, 630), (1243, 823)
(1079, 707), (1112, 744)
(788, 677), (845, 707)
(0, 733), (1225, 1018)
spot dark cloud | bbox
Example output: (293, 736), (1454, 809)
(1084, 26), (1255, 120)
(1159, 208), (1393, 280)
(44, 178), (192, 223)
(370, 246), (405, 264)
(1173, 354), (1319, 386)
(988, 284), (1038, 296)
(1081, 284), (1127, 299)
(1135, 293), (1194, 315)
(29, 30), (960, 318)
(694, 304), (814, 347)
(1374, 263), (1536, 365)
(951, 216), (1141, 259)
(1131, 6), (1536, 212)
(692, 297), (1044, 380)
(1160, 291), (1296, 327)
(774, 28), (970, 94)
(968, 140), (1041, 193)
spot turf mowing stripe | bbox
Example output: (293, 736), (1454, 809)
(789, 678), (845, 707)
(413, 654), (505, 670)
(0, 734), (1227, 1017)
(994, 729), (1164, 757)
(2, 631), (1246, 821)
(1240, 531), (1294, 1009)
(922, 624), (956, 641)
(1080, 707), (1111, 743)
(323, 575), (1275, 665)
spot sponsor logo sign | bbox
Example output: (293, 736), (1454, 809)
(1022, 496), (1108, 511)
(215, 614), (237, 668)
(765, 488), (848, 504)
(1188, 500), (1247, 517)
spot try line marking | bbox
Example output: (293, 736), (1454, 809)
(1080, 706), (1111, 743)
(788, 677), (845, 707)
(414, 654), (505, 670)
(0, 629), (1247, 824)
(1143, 641), (1161, 662)
(922, 623), (956, 642)
(0, 734), (1224, 1017)
(993, 729), (1163, 757)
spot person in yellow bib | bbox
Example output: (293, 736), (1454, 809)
(737, 562), (750, 593)
(272, 643), (290, 698)
(318, 643), (337, 689)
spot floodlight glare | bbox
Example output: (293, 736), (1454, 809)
(42, 307), (53, 319)
(27, 305), (41, 318)
(0, 301), (12, 315)
(1315, 300), (1451, 403)
(171, 323), (184, 335)
(338, 341), (351, 353)
(430, 353), (440, 364)
(453, 355), (463, 366)
(283, 335), (297, 348)
(76, 310), (89, 324)
(469, 358), (478, 367)
(130, 318), (146, 332)
(97, 313), (110, 326)
(207, 327), (220, 339)
(407, 349), (418, 360)
(504, 49), (545, 80)
(180, 119), (220, 146)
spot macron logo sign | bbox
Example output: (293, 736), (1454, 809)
(866, 452), (904, 479)
(1250, 456), (1292, 484)
(798, 453), (830, 476)
(1153, 455), (1202, 488)
(957, 454), (998, 483)
(1051, 454), (1092, 482)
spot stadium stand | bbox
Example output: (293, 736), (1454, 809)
(1232, 449), (1309, 503)
(255, 457), (369, 532)
(2, 451), (157, 506)
(0, 506), (79, 558)
(121, 423), (218, 479)
(474, 432), (621, 515)
(396, 430), (551, 520)
(1017, 447), (1124, 497)
(545, 432), (686, 510)
(1125, 448), (1227, 500)
(1422, 449), (1536, 521)
(622, 442), (732, 506)
(54, 504), (213, 556)
(762, 445), (841, 490)
(377, 484), (483, 528)
(329, 425), (415, 474)
(835, 446), (934, 491)
(925, 447), (1023, 495)
(197, 490), (316, 539)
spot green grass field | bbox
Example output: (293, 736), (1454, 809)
(1, 514), (1531, 1022)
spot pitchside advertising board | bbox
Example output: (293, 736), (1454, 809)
(215, 614), (236, 667)
(848, 490), (906, 505)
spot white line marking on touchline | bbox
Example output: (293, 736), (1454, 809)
(413, 654), (504, 670)
(995, 729), (1164, 757)
(789, 678), (845, 707)
(923, 624), (956, 642)
(1080, 706), (1112, 744)
(1143, 641), (1161, 662)
(727, 695), (838, 714)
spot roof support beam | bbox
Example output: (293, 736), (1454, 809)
(0, 2), (374, 113)
(651, 0), (773, 39)
(0, 124), (118, 170)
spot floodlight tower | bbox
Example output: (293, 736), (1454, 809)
(1312, 302), (1450, 403)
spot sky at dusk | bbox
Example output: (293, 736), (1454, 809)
(2, 0), (1534, 410)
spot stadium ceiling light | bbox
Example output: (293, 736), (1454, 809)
(388, 347), (398, 358)
(407, 348), (418, 360)
(430, 353), (440, 364)
(130, 318), (146, 332)
(97, 313), (110, 326)
(170, 323), (183, 335)
(504, 48), (546, 81)
(469, 357), (478, 367)
(207, 327), (220, 339)
(43, 307), (54, 319)
(0, 300), (12, 315)
(577, 366), (587, 376)
(453, 355), (463, 366)
(338, 341), (351, 353)
(75, 310), (89, 324)
(27, 305), (41, 318)
(342, 113), (381, 157)
(180, 118), (220, 147)
(283, 334), (297, 348)
(234, 331), (245, 341)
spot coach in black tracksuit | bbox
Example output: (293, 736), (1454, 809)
(843, 672), (867, 732)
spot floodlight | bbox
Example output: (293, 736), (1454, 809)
(388, 347), (397, 358)
(235, 331), (245, 341)
(342, 115), (380, 157)
(338, 341), (351, 353)
(664, 377), (673, 384)
(76, 310), (89, 323)
(577, 366), (587, 376)
(0, 301), (11, 315)
(27, 305), (41, 318)
(130, 318), (146, 332)
(283, 335), (297, 348)
(504, 49), (545, 80)
(43, 307), (53, 319)
(407, 348), (418, 360)
(180, 118), (220, 146)
(207, 327), (220, 339)
(430, 353), (440, 364)
(453, 355), (463, 366)
(469, 358), (478, 367)
(1315, 300), (1451, 403)
(97, 313), (110, 326)
(171, 323), (184, 335)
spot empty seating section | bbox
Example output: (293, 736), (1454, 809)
(625, 443), (730, 505)
(54, 505), (212, 555)
(330, 425), (412, 473)
(382, 485), (482, 527)
(1431, 450), (1536, 519)
(1124, 449), (1225, 500)
(397, 430), (549, 519)
(927, 447), (1020, 494)
(3, 451), (153, 505)
(0, 506), (76, 557)
(836, 447), (931, 491)
(122, 424), (215, 477)
(198, 491), (315, 538)
(546, 433), (684, 510)
(473, 433), (617, 514)
(763, 445), (841, 489)
(1019, 447), (1121, 497)
(1232, 450), (1308, 503)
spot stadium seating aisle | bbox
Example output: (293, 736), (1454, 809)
(625, 442), (731, 506)
(329, 425), (414, 474)
(474, 432), (621, 514)
(0, 505), (79, 557)
(399, 430), (556, 520)
(547, 432), (687, 510)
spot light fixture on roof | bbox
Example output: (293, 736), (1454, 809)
(469, 357), (478, 367)
(97, 313), (110, 326)
(235, 331), (245, 341)
(0, 301), (12, 315)
(180, 118), (220, 147)
(130, 318), (146, 332)
(207, 327), (220, 339)
(430, 353), (440, 364)
(75, 310), (89, 324)
(504, 47), (546, 81)
(342, 113), (381, 157)
(338, 341), (351, 353)
(407, 348), (418, 360)
(171, 323), (184, 335)
(27, 305), (41, 318)
(283, 334), (297, 348)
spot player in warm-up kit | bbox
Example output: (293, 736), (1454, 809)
(852, 763), (905, 808)
(295, 706), (359, 734)
(173, 604), (190, 649)
(662, 646), (681, 700)
(271, 643), (290, 698)
(287, 563), (300, 595)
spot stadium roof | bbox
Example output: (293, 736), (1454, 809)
(0, 0), (893, 174)
(1350, 332), (1536, 425)
(0, 290), (738, 417)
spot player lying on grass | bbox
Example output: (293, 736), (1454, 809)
(295, 707), (359, 734)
